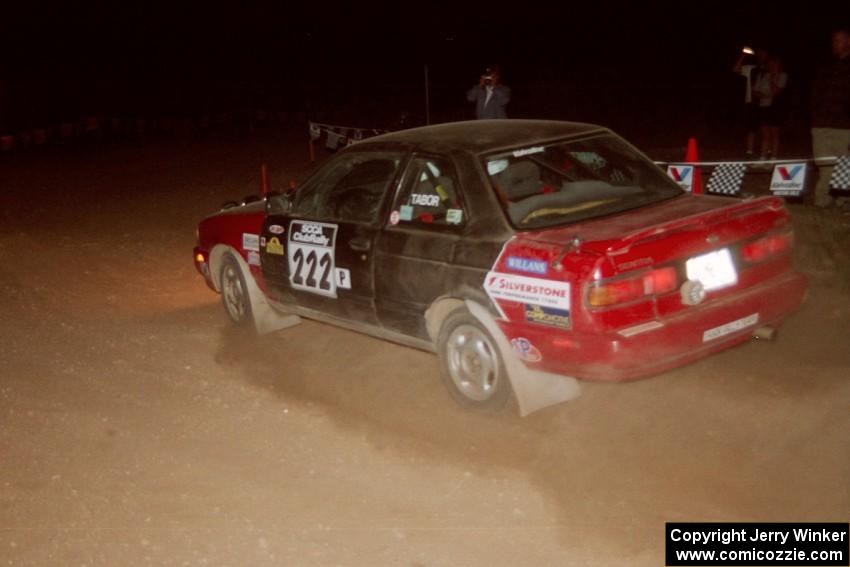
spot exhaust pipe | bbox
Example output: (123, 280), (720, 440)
(753, 326), (776, 341)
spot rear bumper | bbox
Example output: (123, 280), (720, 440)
(504, 271), (808, 381)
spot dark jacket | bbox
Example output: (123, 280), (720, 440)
(466, 84), (511, 119)
(811, 56), (850, 129)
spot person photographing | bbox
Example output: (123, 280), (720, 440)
(467, 66), (511, 119)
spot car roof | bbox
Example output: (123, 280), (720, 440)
(359, 119), (609, 156)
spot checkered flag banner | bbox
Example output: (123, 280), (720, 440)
(309, 122), (391, 151)
(829, 155), (850, 190)
(706, 162), (747, 195)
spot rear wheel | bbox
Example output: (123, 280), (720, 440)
(220, 252), (254, 327)
(437, 307), (512, 412)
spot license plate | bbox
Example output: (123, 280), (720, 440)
(686, 248), (738, 291)
(703, 313), (759, 342)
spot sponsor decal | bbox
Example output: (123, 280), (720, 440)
(399, 205), (413, 221)
(260, 236), (267, 247)
(287, 221), (339, 298)
(666, 165), (694, 192)
(269, 224), (285, 235)
(247, 251), (261, 266)
(265, 236), (284, 256)
(769, 162), (806, 196)
(242, 233), (260, 252)
(335, 268), (351, 290)
(410, 193), (441, 207)
(524, 304), (571, 329)
(484, 272), (571, 311)
(446, 208), (463, 225)
(506, 256), (548, 275)
(487, 159), (509, 176)
(510, 337), (542, 362)
(702, 313), (759, 342)
(512, 146), (544, 158)
(389, 210), (400, 225)
(290, 221), (333, 246)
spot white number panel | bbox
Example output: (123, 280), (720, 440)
(287, 220), (339, 298)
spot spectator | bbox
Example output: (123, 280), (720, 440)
(752, 55), (788, 160)
(811, 27), (850, 208)
(733, 47), (769, 157)
(467, 66), (511, 119)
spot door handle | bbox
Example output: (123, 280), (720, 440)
(349, 236), (371, 252)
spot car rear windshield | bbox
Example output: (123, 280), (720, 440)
(483, 134), (683, 229)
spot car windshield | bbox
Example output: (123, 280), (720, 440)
(483, 134), (683, 229)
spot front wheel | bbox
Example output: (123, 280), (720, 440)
(220, 252), (254, 327)
(437, 307), (512, 412)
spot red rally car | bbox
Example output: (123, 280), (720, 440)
(193, 120), (807, 413)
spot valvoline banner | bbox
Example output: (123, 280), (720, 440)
(770, 163), (807, 197)
(667, 165), (694, 192)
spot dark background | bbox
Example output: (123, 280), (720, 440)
(0, 2), (846, 151)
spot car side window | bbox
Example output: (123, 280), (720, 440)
(390, 156), (466, 227)
(292, 151), (403, 223)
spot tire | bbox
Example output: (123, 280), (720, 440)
(219, 252), (254, 328)
(436, 307), (512, 412)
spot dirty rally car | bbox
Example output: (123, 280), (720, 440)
(193, 120), (807, 413)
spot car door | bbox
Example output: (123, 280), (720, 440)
(374, 154), (476, 338)
(261, 149), (406, 325)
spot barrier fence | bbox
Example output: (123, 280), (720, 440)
(655, 156), (850, 198)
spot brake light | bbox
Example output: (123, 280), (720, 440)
(741, 232), (792, 263)
(588, 266), (678, 307)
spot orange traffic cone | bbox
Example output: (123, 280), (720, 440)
(685, 137), (703, 194)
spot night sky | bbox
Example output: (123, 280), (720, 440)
(4, 2), (844, 77)
(1, 2), (847, 141)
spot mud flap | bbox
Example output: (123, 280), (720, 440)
(225, 249), (302, 335)
(466, 300), (581, 416)
(250, 292), (301, 335)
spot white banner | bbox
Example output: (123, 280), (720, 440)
(770, 163), (807, 196)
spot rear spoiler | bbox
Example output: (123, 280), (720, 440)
(607, 196), (786, 255)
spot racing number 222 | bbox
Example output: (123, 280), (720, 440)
(291, 248), (332, 292)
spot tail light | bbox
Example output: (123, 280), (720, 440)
(741, 231), (792, 263)
(588, 266), (678, 307)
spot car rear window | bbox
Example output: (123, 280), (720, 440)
(483, 134), (682, 229)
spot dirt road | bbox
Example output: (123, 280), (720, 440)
(1, 134), (848, 566)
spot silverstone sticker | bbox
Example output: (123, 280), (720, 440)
(269, 224), (285, 235)
(247, 251), (261, 266)
(510, 337), (542, 362)
(524, 304), (571, 329)
(446, 208), (463, 225)
(335, 268), (351, 290)
(242, 233), (260, 252)
(399, 205), (413, 221)
(506, 256), (548, 275)
(484, 272), (571, 312)
(410, 193), (441, 207)
(266, 236), (284, 256)
(769, 163), (807, 197)
(389, 210), (400, 225)
(287, 220), (338, 297)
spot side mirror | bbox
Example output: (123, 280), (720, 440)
(265, 190), (293, 215)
